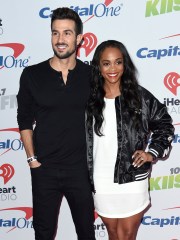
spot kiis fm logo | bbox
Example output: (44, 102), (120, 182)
(0, 43), (30, 70)
(0, 207), (33, 232)
(0, 88), (17, 111)
(150, 155), (180, 191)
(150, 173), (180, 191)
(39, 0), (122, 23)
(0, 94), (17, 110)
(145, 0), (180, 17)
(77, 33), (98, 57)
(164, 72), (180, 96)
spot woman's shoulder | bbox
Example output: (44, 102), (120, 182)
(138, 85), (156, 100)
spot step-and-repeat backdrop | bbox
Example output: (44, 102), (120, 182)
(0, 0), (180, 239)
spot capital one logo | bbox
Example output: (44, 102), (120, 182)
(142, 206), (180, 228)
(0, 43), (29, 69)
(0, 128), (23, 156)
(77, 32), (97, 57)
(164, 72), (180, 95)
(39, 0), (121, 22)
(0, 164), (15, 184)
(0, 207), (33, 232)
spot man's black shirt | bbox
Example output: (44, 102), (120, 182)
(17, 59), (91, 169)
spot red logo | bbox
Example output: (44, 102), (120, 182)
(77, 32), (97, 57)
(94, 211), (99, 220)
(0, 164), (15, 184)
(164, 72), (180, 95)
(0, 43), (24, 69)
(160, 33), (180, 40)
(163, 206), (180, 210)
(104, 0), (114, 5)
(0, 128), (19, 134)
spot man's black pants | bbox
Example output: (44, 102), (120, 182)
(30, 166), (95, 240)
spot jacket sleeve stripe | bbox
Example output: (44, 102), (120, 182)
(135, 172), (149, 180)
(148, 148), (159, 157)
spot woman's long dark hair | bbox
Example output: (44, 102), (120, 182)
(86, 40), (141, 136)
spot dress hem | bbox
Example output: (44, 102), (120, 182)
(95, 200), (150, 219)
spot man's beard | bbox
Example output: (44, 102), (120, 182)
(53, 43), (77, 59)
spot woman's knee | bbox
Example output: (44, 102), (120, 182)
(107, 227), (118, 240)
(117, 228), (137, 240)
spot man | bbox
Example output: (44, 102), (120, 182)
(17, 7), (95, 240)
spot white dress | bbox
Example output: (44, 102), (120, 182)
(93, 98), (150, 218)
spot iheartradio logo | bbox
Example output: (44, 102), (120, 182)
(94, 211), (99, 220)
(0, 164), (15, 184)
(77, 32), (97, 57)
(164, 72), (180, 96)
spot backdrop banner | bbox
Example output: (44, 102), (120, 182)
(0, 1), (180, 239)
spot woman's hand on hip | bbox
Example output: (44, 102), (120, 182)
(132, 151), (154, 168)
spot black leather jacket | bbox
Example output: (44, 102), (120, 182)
(86, 86), (174, 191)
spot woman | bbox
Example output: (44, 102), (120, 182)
(86, 40), (174, 240)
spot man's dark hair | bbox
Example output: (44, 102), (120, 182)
(51, 7), (83, 35)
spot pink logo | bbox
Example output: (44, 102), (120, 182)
(77, 32), (97, 57)
(164, 72), (180, 96)
(0, 164), (15, 184)
(0, 43), (24, 69)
